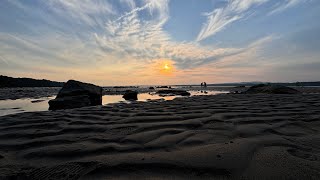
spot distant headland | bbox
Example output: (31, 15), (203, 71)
(0, 75), (64, 88)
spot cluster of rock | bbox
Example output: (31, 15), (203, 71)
(49, 80), (102, 110)
(244, 84), (301, 94)
(156, 86), (172, 89)
(157, 89), (191, 96)
(48, 80), (192, 110)
(48, 80), (301, 111)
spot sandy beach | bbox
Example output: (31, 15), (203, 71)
(0, 93), (319, 179)
(2, 0), (320, 179)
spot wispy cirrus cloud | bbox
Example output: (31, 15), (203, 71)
(269, 0), (308, 15)
(95, 0), (249, 69)
(2, 0), (275, 71)
(1, 0), (317, 85)
(197, 0), (269, 41)
(197, 0), (308, 42)
(46, 0), (116, 27)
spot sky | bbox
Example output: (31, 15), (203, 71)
(0, 0), (320, 85)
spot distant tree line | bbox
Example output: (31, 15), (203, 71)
(0, 75), (64, 88)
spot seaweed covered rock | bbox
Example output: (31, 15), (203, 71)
(245, 84), (300, 94)
(49, 80), (102, 110)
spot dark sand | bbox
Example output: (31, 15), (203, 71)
(0, 93), (320, 179)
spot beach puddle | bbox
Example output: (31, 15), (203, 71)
(0, 96), (56, 116)
(0, 90), (227, 116)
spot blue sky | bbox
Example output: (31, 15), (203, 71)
(0, 0), (320, 85)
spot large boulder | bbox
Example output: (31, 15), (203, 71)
(49, 80), (102, 110)
(245, 84), (300, 94)
(157, 89), (191, 96)
(122, 90), (138, 100)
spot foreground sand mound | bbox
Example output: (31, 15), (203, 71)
(0, 94), (319, 179)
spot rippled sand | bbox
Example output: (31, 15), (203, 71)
(0, 94), (320, 179)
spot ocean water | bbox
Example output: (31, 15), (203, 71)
(0, 90), (227, 116)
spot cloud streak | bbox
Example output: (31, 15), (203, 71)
(95, 0), (249, 69)
(269, 0), (307, 15)
(1, 0), (318, 85)
(197, 0), (308, 41)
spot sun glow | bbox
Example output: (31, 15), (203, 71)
(164, 64), (170, 70)
(148, 60), (175, 76)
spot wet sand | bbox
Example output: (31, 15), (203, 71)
(0, 93), (320, 179)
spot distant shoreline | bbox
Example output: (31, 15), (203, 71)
(1, 75), (320, 88)
(0, 75), (63, 88)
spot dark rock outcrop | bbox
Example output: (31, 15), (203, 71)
(122, 90), (138, 100)
(149, 87), (155, 90)
(49, 80), (102, 110)
(157, 90), (191, 96)
(245, 84), (300, 94)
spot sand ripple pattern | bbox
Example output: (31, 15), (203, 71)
(0, 94), (320, 179)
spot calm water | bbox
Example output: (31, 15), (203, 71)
(0, 91), (227, 116)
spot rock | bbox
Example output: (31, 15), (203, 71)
(156, 86), (169, 88)
(31, 100), (45, 103)
(49, 95), (91, 110)
(122, 90), (138, 100)
(245, 84), (301, 94)
(149, 87), (155, 90)
(48, 80), (102, 110)
(157, 90), (191, 96)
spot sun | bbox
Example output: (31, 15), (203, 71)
(152, 60), (175, 75)
(164, 63), (170, 70)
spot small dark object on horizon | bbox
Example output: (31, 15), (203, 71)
(156, 86), (169, 88)
(235, 85), (246, 88)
